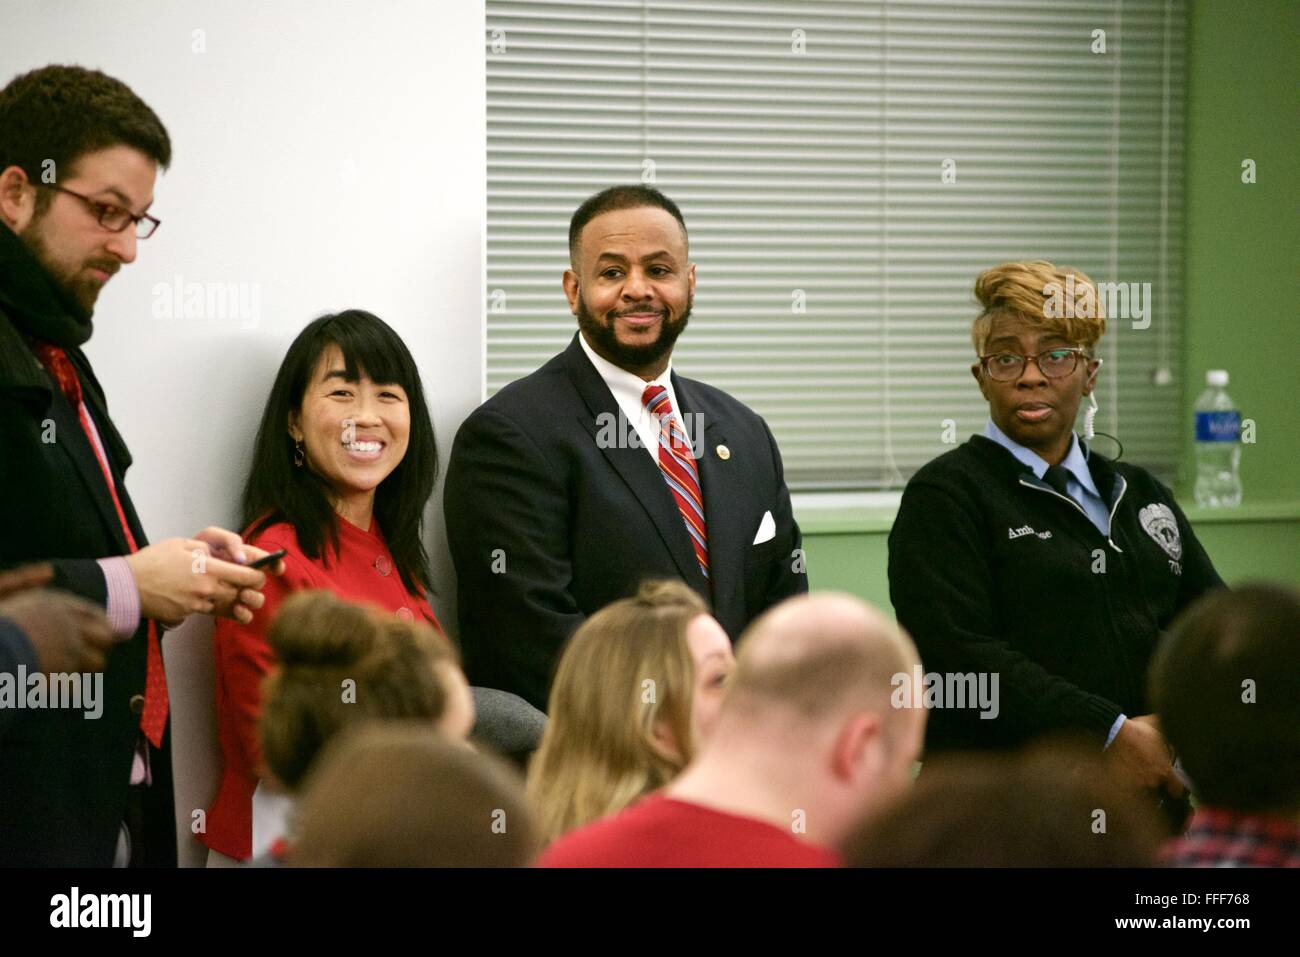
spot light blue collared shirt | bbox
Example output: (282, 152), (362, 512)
(982, 419), (1111, 536)
(982, 418), (1127, 748)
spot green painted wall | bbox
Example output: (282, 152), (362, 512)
(1184, 0), (1299, 500)
(801, 0), (1300, 611)
(803, 513), (1300, 615)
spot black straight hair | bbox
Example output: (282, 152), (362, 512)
(243, 310), (437, 598)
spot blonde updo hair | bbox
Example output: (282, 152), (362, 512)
(971, 260), (1107, 357)
(526, 579), (711, 845)
(258, 590), (458, 791)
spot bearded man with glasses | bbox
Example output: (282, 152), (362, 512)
(888, 260), (1223, 830)
(0, 65), (280, 867)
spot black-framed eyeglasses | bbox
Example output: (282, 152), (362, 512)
(979, 348), (1098, 382)
(38, 184), (162, 239)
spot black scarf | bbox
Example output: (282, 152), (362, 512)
(0, 220), (94, 347)
(0, 220), (134, 477)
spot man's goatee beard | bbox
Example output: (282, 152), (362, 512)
(576, 294), (692, 372)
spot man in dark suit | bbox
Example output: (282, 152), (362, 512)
(445, 185), (807, 711)
(0, 65), (278, 866)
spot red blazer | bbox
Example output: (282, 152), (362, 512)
(200, 516), (439, 860)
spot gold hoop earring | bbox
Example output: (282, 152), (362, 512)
(293, 440), (304, 468)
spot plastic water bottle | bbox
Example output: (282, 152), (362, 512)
(1193, 370), (1242, 507)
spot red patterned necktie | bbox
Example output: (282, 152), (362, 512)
(31, 342), (168, 747)
(641, 384), (710, 581)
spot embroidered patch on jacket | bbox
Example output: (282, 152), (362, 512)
(1139, 503), (1182, 561)
(1007, 524), (1052, 540)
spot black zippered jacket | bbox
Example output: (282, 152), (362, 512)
(888, 434), (1224, 754)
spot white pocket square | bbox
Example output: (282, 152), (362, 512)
(752, 510), (776, 545)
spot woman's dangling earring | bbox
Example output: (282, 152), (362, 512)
(293, 439), (305, 468)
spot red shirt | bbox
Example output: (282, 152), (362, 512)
(200, 516), (440, 860)
(537, 794), (842, 868)
(1161, 806), (1300, 868)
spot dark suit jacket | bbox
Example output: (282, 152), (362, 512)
(444, 333), (808, 710)
(0, 228), (174, 866)
(0, 618), (37, 736)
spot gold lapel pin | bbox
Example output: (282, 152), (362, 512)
(716, 444), (731, 460)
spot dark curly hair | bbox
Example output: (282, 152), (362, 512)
(0, 65), (171, 211)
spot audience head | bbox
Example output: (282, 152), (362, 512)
(0, 65), (171, 317)
(707, 592), (926, 844)
(969, 260), (1105, 458)
(1150, 582), (1300, 815)
(258, 590), (473, 792)
(244, 309), (437, 594)
(290, 724), (538, 867)
(845, 741), (1165, 866)
(527, 579), (731, 842)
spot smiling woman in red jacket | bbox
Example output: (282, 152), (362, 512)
(202, 309), (445, 863)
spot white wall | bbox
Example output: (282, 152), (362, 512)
(0, 0), (486, 865)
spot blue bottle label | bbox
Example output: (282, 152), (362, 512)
(1195, 410), (1240, 442)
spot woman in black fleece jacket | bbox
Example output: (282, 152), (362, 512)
(888, 260), (1223, 801)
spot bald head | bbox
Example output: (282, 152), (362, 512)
(723, 593), (919, 726)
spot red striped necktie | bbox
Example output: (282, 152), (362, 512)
(641, 384), (709, 581)
(31, 341), (169, 747)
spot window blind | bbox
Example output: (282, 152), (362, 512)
(486, 0), (1185, 490)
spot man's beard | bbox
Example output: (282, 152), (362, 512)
(19, 217), (109, 315)
(575, 290), (692, 372)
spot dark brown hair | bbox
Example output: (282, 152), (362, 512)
(0, 65), (171, 213)
(290, 724), (538, 867)
(1150, 582), (1300, 812)
(845, 741), (1165, 867)
(258, 591), (457, 790)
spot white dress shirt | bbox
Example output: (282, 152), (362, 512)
(578, 331), (683, 464)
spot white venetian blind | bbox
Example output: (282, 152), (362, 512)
(486, 0), (1186, 490)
